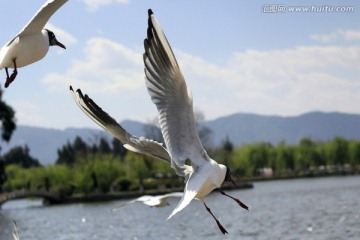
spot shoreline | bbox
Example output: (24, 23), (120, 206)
(3, 173), (358, 208)
(47, 181), (254, 205)
(46, 172), (359, 206)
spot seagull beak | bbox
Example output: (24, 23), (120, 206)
(54, 39), (66, 49)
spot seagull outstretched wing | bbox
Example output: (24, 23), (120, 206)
(6, 0), (68, 46)
(112, 192), (183, 211)
(112, 195), (153, 211)
(144, 9), (210, 171)
(70, 86), (170, 163)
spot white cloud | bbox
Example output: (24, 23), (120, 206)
(175, 45), (360, 118)
(42, 36), (360, 121)
(310, 28), (360, 43)
(339, 29), (360, 41)
(82, 0), (129, 12)
(310, 32), (338, 43)
(42, 37), (143, 92)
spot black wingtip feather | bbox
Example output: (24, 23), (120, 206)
(147, 9), (154, 39)
(147, 26), (152, 39)
(69, 85), (73, 91)
(76, 88), (84, 98)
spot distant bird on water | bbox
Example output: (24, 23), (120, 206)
(112, 192), (183, 210)
(0, 0), (67, 88)
(70, 9), (249, 235)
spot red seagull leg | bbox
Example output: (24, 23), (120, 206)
(219, 190), (249, 211)
(203, 202), (228, 235)
(5, 59), (18, 88)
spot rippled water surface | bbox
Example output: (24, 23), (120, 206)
(1, 176), (359, 240)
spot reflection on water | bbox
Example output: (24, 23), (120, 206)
(0, 176), (359, 240)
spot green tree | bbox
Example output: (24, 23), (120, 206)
(3, 164), (29, 190)
(56, 136), (90, 166)
(329, 137), (349, 165)
(71, 154), (126, 194)
(295, 138), (319, 170)
(0, 160), (6, 190)
(0, 87), (16, 190)
(218, 136), (234, 166)
(112, 138), (127, 158)
(273, 141), (292, 174)
(0, 87), (16, 144)
(98, 137), (111, 154)
(124, 152), (151, 191)
(348, 140), (360, 167)
(249, 142), (272, 172)
(2, 145), (41, 168)
(56, 141), (75, 165)
(231, 147), (254, 177)
(73, 136), (88, 155)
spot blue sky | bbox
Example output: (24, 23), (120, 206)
(0, 0), (359, 130)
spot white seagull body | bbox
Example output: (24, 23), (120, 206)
(70, 9), (248, 235)
(0, 0), (67, 88)
(112, 192), (183, 210)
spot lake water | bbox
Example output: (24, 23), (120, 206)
(0, 176), (359, 240)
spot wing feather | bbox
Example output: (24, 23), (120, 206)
(112, 196), (153, 211)
(70, 86), (170, 163)
(21, 0), (68, 35)
(144, 9), (210, 169)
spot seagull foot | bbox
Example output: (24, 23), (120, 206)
(203, 203), (228, 235)
(219, 190), (249, 211)
(4, 77), (12, 88)
(216, 220), (228, 235)
(4, 69), (17, 88)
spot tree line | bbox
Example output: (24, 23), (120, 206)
(217, 137), (360, 178)
(1, 134), (359, 196)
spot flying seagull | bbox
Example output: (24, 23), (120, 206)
(70, 9), (248, 235)
(0, 0), (67, 88)
(112, 192), (183, 210)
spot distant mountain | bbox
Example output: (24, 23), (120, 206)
(0, 120), (145, 165)
(1, 112), (360, 165)
(204, 111), (360, 146)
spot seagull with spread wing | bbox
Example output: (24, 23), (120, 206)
(70, 9), (248, 235)
(112, 192), (183, 210)
(0, 0), (67, 88)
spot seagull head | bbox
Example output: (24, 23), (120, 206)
(45, 29), (66, 49)
(224, 167), (237, 186)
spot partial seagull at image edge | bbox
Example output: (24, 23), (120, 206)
(0, 0), (67, 88)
